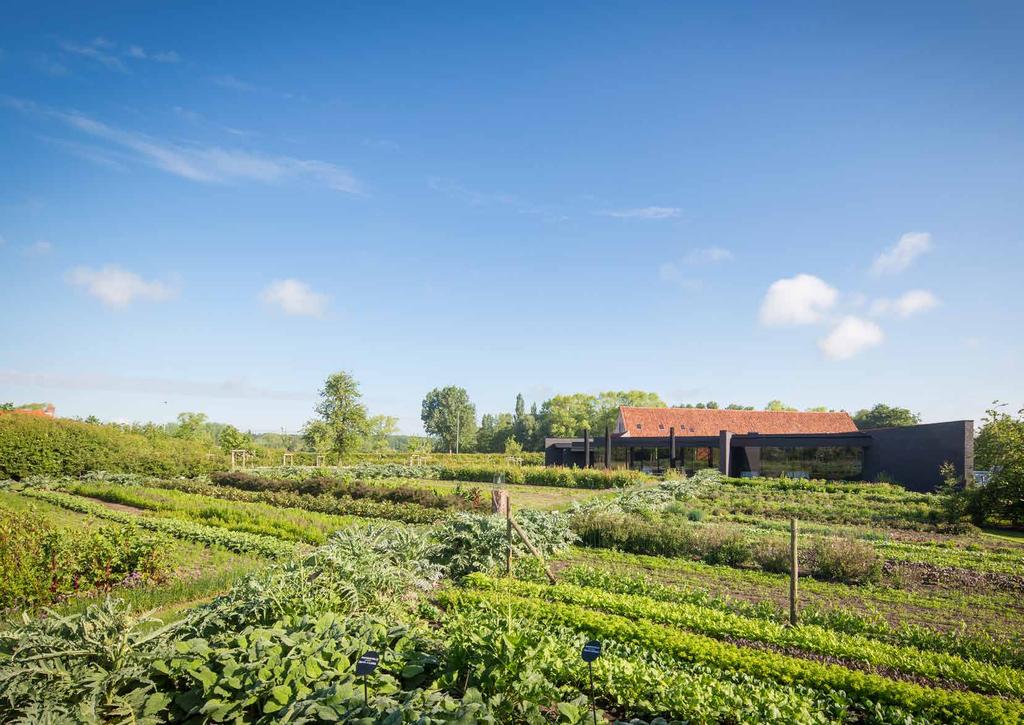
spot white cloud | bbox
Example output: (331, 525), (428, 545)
(260, 279), (328, 317)
(4, 99), (361, 194)
(210, 74), (260, 92)
(818, 316), (884, 360)
(0, 369), (305, 401)
(682, 246), (734, 264)
(59, 38), (126, 72)
(66, 265), (176, 308)
(125, 45), (180, 63)
(871, 289), (940, 318)
(758, 274), (838, 326)
(598, 206), (681, 220)
(871, 232), (932, 276)
(23, 240), (53, 256)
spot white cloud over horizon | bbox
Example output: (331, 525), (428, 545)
(818, 316), (885, 360)
(66, 265), (176, 308)
(759, 274), (838, 326)
(260, 278), (328, 317)
(871, 232), (932, 276)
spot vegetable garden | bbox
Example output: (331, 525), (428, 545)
(1, 461), (1022, 723)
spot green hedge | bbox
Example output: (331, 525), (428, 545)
(438, 465), (646, 489)
(0, 416), (221, 479)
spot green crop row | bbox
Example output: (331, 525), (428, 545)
(19, 489), (297, 558)
(560, 564), (1024, 670)
(463, 574), (1024, 699)
(438, 464), (647, 489)
(147, 477), (452, 524)
(60, 481), (363, 545)
(441, 588), (1024, 724)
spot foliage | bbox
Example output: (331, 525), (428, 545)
(0, 508), (164, 610)
(0, 414), (220, 479)
(438, 464), (647, 489)
(217, 424), (252, 453)
(173, 411), (210, 440)
(432, 510), (576, 578)
(303, 371), (370, 458)
(972, 404), (1024, 526)
(852, 403), (922, 430)
(765, 399), (798, 411)
(363, 414), (399, 452)
(421, 386), (477, 453)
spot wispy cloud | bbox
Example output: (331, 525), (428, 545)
(23, 240), (53, 256)
(870, 289), (940, 318)
(871, 232), (932, 276)
(59, 37), (126, 72)
(759, 274), (838, 326)
(598, 206), (681, 220)
(0, 369), (306, 401)
(210, 74), (260, 92)
(260, 279), (328, 317)
(818, 316), (884, 360)
(659, 247), (733, 292)
(4, 97), (361, 193)
(427, 176), (566, 220)
(66, 265), (177, 308)
(29, 53), (68, 77)
(682, 246), (734, 264)
(56, 37), (180, 72)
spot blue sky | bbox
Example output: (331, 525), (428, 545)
(1, 1), (1022, 434)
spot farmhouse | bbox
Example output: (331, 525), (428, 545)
(544, 406), (973, 492)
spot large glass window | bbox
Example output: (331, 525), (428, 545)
(739, 446), (863, 480)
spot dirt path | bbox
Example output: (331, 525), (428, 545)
(77, 495), (148, 515)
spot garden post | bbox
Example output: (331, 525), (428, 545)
(790, 517), (799, 626)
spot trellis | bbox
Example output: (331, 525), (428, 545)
(230, 449), (251, 471)
(315, 454), (326, 467)
(282, 453), (295, 466)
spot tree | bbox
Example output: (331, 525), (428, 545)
(364, 415), (399, 452)
(725, 403), (755, 410)
(304, 371), (369, 458)
(512, 394), (542, 450)
(540, 393), (597, 438)
(805, 406), (831, 412)
(852, 404), (921, 429)
(592, 390), (666, 434)
(421, 386), (477, 453)
(973, 403), (1024, 526)
(174, 412), (209, 439)
(477, 413), (514, 452)
(765, 400), (797, 412)
(504, 436), (523, 455)
(217, 425), (251, 453)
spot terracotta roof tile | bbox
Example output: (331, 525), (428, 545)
(618, 407), (857, 437)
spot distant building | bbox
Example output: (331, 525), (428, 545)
(545, 406), (972, 492)
(0, 403), (56, 418)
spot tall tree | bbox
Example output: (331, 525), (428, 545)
(303, 371), (369, 458)
(540, 393), (597, 438)
(477, 412), (514, 452)
(174, 412), (209, 439)
(765, 400), (797, 412)
(363, 415), (399, 452)
(217, 424), (251, 453)
(592, 390), (666, 434)
(512, 394), (542, 450)
(852, 404), (921, 429)
(421, 386), (477, 452)
(972, 404), (1024, 526)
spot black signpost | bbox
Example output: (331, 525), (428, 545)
(355, 650), (380, 707)
(581, 640), (601, 725)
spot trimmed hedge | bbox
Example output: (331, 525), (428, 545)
(0, 415), (220, 479)
(438, 465), (646, 489)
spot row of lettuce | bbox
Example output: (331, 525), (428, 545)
(4, 517), (1023, 723)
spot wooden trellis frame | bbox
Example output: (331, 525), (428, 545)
(315, 454), (326, 467)
(230, 449), (250, 471)
(282, 453), (295, 466)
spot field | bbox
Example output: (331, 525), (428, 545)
(2, 464), (1023, 723)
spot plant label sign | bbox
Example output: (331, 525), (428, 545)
(356, 651), (380, 676)
(581, 640), (602, 663)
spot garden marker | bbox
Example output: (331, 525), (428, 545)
(581, 640), (602, 725)
(356, 650), (380, 707)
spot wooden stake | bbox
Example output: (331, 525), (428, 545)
(790, 517), (799, 626)
(505, 494), (512, 576)
(509, 517), (557, 584)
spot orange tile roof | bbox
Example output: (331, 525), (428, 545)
(618, 407), (857, 437)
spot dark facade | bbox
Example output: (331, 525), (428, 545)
(544, 420), (974, 492)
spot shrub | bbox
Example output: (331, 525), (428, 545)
(697, 527), (751, 567)
(752, 538), (792, 574)
(0, 415), (219, 479)
(808, 537), (881, 584)
(438, 465), (646, 489)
